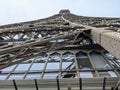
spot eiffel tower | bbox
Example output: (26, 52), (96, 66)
(0, 9), (120, 90)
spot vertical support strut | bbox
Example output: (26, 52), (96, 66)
(41, 54), (50, 79)
(13, 80), (18, 90)
(34, 79), (38, 90)
(116, 87), (118, 90)
(59, 54), (62, 78)
(113, 78), (120, 90)
(56, 78), (60, 90)
(74, 53), (80, 78)
(111, 87), (114, 90)
(103, 77), (106, 90)
(79, 78), (82, 90)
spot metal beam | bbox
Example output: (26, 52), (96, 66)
(58, 54), (62, 78)
(5, 64), (19, 80)
(56, 78), (60, 90)
(103, 77), (106, 90)
(101, 52), (120, 77)
(74, 53), (80, 78)
(34, 79), (39, 90)
(0, 30), (84, 55)
(13, 80), (18, 90)
(23, 58), (35, 79)
(41, 55), (50, 79)
(87, 53), (100, 77)
(113, 78), (120, 90)
(79, 78), (82, 90)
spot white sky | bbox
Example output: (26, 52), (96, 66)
(0, 0), (120, 25)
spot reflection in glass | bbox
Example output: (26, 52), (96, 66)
(62, 62), (73, 70)
(108, 71), (117, 77)
(90, 52), (111, 69)
(76, 52), (93, 69)
(62, 52), (75, 71)
(49, 52), (61, 61)
(35, 55), (47, 63)
(62, 52), (74, 61)
(104, 53), (120, 68)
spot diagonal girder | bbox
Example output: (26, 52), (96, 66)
(0, 29), (91, 69)
(0, 38), (81, 69)
(0, 29), (86, 55)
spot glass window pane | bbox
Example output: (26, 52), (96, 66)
(25, 73), (41, 80)
(98, 71), (117, 77)
(43, 73), (58, 79)
(0, 74), (8, 80)
(62, 52), (74, 61)
(80, 72), (94, 78)
(8, 74), (24, 80)
(90, 52), (111, 69)
(49, 53), (61, 62)
(104, 53), (120, 68)
(30, 63), (44, 71)
(108, 71), (117, 77)
(1, 65), (16, 73)
(46, 62), (59, 70)
(99, 71), (111, 77)
(62, 62), (73, 70)
(35, 56), (47, 62)
(14, 64), (30, 72)
(76, 52), (93, 69)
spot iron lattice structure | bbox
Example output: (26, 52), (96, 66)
(0, 10), (120, 90)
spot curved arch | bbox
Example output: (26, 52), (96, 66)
(50, 52), (61, 56)
(75, 50), (87, 54)
(76, 51), (87, 58)
(62, 51), (74, 55)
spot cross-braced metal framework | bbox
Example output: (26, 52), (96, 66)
(0, 27), (91, 69)
(0, 10), (120, 90)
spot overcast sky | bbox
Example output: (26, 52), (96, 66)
(0, 0), (120, 25)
